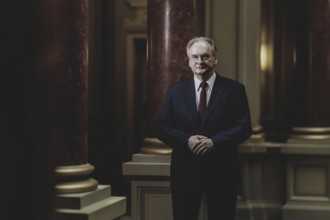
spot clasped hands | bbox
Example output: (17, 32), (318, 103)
(188, 135), (214, 156)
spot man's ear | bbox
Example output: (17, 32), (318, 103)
(214, 58), (218, 64)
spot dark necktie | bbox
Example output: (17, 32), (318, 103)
(199, 81), (208, 122)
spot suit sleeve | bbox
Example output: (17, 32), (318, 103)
(157, 86), (191, 150)
(210, 85), (252, 147)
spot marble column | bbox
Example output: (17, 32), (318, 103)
(53, 0), (98, 194)
(289, 0), (330, 141)
(141, 0), (198, 154)
(1, 1), (60, 219)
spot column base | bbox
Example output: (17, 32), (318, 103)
(122, 153), (170, 176)
(248, 125), (265, 142)
(55, 163), (98, 194)
(289, 127), (330, 142)
(123, 154), (210, 220)
(56, 185), (126, 220)
(282, 144), (330, 220)
(140, 138), (172, 155)
(283, 201), (330, 220)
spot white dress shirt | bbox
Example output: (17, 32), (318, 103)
(194, 72), (216, 111)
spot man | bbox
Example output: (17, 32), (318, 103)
(157, 37), (252, 220)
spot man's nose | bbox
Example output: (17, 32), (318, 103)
(196, 57), (204, 62)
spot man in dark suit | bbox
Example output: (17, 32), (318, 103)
(157, 37), (252, 220)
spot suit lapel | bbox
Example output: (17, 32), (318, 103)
(183, 75), (226, 127)
(184, 78), (199, 120)
(202, 74), (226, 126)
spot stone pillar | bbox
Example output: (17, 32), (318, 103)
(238, 0), (264, 142)
(53, 0), (98, 194)
(53, 1), (127, 219)
(1, 1), (60, 219)
(283, 2), (330, 219)
(141, 0), (198, 154)
(289, 0), (330, 141)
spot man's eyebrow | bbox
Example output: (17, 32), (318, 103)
(191, 53), (210, 56)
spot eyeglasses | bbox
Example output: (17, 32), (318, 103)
(189, 54), (213, 62)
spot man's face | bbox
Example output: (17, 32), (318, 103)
(188, 41), (217, 79)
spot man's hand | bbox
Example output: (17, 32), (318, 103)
(188, 135), (206, 151)
(188, 135), (214, 156)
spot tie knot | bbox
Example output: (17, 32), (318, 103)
(200, 81), (208, 88)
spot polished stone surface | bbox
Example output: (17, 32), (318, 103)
(146, 0), (198, 137)
(293, 0), (330, 127)
(56, 0), (89, 165)
(306, 0), (330, 126)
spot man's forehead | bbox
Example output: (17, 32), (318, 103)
(190, 42), (212, 54)
(191, 41), (210, 48)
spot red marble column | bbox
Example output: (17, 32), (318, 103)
(1, 1), (61, 219)
(141, 0), (198, 154)
(53, 0), (98, 193)
(1, 2), (98, 219)
(290, 0), (330, 140)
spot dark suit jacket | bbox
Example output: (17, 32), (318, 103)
(157, 73), (252, 190)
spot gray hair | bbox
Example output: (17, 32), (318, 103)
(186, 37), (218, 57)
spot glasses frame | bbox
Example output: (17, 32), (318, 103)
(189, 54), (214, 62)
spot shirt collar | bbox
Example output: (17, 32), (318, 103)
(194, 72), (216, 91)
